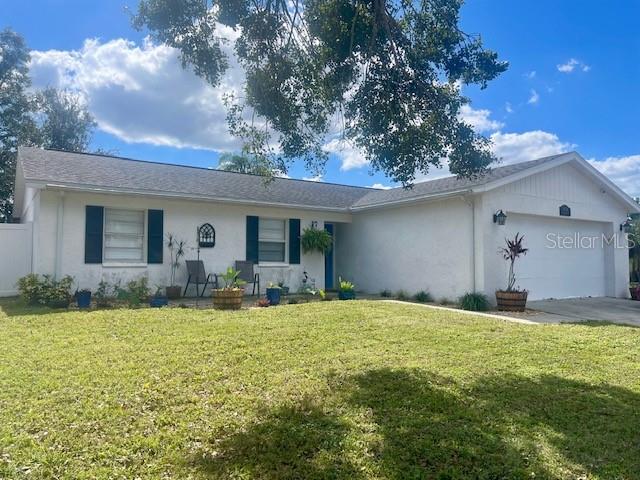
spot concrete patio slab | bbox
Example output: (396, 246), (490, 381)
(524, 297), (640, 326)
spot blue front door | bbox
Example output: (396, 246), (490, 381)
(324, 223), (334, 289)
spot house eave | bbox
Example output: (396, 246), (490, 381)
(36, 181), (353, 213)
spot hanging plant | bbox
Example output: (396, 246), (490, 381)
(301, 227), (332, 254)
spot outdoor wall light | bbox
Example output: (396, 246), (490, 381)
(493, 210), (507, 226)
(620, 217), (633, 233)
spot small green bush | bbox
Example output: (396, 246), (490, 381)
(413, 290), (433, 303)
(16, 274), (43, 305)
(380, 289), (392, 298)
(94, 280), (114, 308)
(16, 274), (74, 306)
(116, 277), (150, 307)
(458, 292), (490, 312)
(395, 290), (409, 301)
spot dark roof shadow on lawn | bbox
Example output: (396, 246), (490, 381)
(194, 368), (640, 479)
(0, 297), (74, 317)
(561, 320), (640, 329)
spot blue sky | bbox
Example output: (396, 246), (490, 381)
(3, 0), (640, 194)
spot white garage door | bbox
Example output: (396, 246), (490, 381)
(505, 214), (607, 300)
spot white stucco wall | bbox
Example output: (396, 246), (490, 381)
(336, 197), (474, 300)
(35, 189), (350, 294)
(480, 162), (632, 300)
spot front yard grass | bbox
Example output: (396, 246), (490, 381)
(1, 299), (639, 479)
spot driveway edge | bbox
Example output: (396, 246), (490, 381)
(381, 299), (539, 325)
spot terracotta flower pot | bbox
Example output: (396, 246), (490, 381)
(495, 290), (528, 312)
(212, 288), (244, 310)
(166, 286), (182, 300)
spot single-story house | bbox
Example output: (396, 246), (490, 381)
(9, 146), (640, 301)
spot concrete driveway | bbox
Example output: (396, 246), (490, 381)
(524, 297), (640, 326)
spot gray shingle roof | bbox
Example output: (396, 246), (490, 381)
(18, 147), (372, 210)
(18, 147), (571, 211)
(351, 153), (570, 208)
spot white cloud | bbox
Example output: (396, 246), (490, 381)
(557, 58), (590, 73)
(490, 130), (575, 164)
(459, 104), (504, 133)
(29, 30), (244, 151)
(589, 155), (640, 198)
(505, 102), (513, 113)
(527, 89), (540, 105)
(368, 183), (393, 190)
(524, 70), (536, 79)
(302, 174), (323, 182)
(323, 138), (369, 171)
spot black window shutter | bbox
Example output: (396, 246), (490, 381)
(84, 206), (104, 264)
(246, 216), (259, 263)
(147, 209), (164, 264)
(289, 218), (301, 264)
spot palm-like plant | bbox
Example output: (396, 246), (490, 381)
(167, 234), (187, 287)
(499, 233), (528, 292)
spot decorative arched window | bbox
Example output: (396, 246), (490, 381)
(559, 205), (571, 217)
(198, 223), (216, 248)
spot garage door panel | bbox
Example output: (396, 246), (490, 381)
(502, 215), (606, 300)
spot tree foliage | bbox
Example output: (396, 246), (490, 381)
(217, 152), (272, 176)
(33, 88), (96, 152)
(0, 29), (35, 221)
(0, 29), (97, 221)
(135, 0), (507, 184)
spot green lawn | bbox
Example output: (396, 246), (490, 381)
(1, 299), (639, 479)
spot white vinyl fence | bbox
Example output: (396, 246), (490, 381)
(0, 223), (32, 296)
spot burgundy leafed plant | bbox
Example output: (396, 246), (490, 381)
(500, 233), (528, 292)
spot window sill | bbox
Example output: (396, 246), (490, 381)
(102, 263), (148, 268)
(258, 262), (290, 268)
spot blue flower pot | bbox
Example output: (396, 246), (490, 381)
(76, 290), (92, 309)
(266, 288), (281, 306)
(150, 296), (168, 308)
(338, 290), (356, 300)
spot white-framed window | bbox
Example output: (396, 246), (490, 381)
(259, 218), (286, 263)
(103, 208), (145, 263)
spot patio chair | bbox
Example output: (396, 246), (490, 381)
(184, 260), (217, 297)
(235, 260), (260, 295)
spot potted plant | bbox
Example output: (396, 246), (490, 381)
(166, 234), (187, 299)
(301, 227), (332, 254)
(630, 283), (640, 301)
(150, 286), (169, 307)
(338, 277), (356, 300)
(212, 267), (246, 310)
(75, 288), (92, 309)
(277, 280), (289, 296)
(266, 283), (282, 305)
(496, 233), (529, 311)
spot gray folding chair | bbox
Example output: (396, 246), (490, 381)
(235, 260), (260, 295)
(184, 260), (217, 297)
